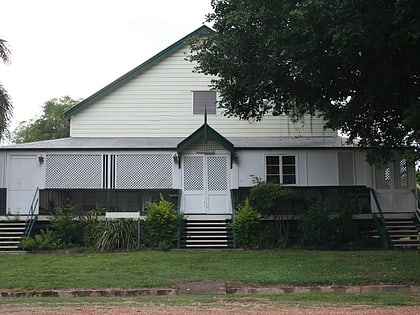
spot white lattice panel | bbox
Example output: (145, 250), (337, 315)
(46, 154), (103, 188)
(207, 156), (228, 191)
(397, 158), (408, 189)
(116, 154), (172, 189)
(183, 156), (204, 191)
(186, 140), (225, 152)
(375, 164), (391, 189)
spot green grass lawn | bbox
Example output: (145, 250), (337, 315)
(0, 250), (419, 290)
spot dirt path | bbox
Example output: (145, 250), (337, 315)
(1, 305), (420, 314)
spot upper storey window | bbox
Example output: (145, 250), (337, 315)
(193, 91), (216, 115)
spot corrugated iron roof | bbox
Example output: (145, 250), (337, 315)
(0, 136), (352, 150)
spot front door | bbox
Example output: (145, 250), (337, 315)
(182, 154), (230, 214)
(373, 157), (415, 212)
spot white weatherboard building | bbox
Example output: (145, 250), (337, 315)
(0, 26), (418, 249)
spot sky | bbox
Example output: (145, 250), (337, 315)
(0, 0), (212, 133)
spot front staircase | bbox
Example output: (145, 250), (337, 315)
(0, 220), (25, 252)
(180, 215), (234, 248)
(383, 213), (420, 249)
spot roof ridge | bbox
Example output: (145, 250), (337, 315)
(64, 25), (214, 118)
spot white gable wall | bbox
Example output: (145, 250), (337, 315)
(69, 45), (336, 138)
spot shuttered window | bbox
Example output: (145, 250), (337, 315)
(193, 91), (216, 115)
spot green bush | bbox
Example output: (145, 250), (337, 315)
(50, 206), (82, 247)
(143, 194), (182, 249)
(230, 199), (261, 248)
(19, 236), (37, 250)
(19, 229), (59, 250)
(95, 219), (138, 251)
(248, 182), (297, 247)
(79, 208), (106, 248)
(298, 198), (332, 246)
(333, 195), (360, 246)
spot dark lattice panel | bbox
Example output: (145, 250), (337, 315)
(116, 154), (173, 189)
(207, 156), (228, 191)
(46, 154), (103, 189)
(183, 156), (204, 191)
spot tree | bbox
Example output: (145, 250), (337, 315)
(0, 38), (13, 140)
(12, 96), (80, 143)
(191, 0), (420, 163)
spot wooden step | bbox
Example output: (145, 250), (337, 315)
(0, 245), (19, 249)
(181, 219), (233, 249)
(0, 221), (27, 252)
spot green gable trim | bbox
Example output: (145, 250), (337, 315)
(64, 25), (214, 119)
(177, 120), (235, 168)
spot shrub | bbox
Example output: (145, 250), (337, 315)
(19, 229), (59, 250)
(298, 198), (332, 246)
(79, 208), (106, 248)
(95, 219), (138, 251)
(19, 236), (37, 250)
(333, 195), (360, 246)
(248, 182), (297, 247)
(143, 194), (182, 249)
(49, 206), (82, 247)
(229, 199), (260, 248)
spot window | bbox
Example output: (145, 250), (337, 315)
(266, 155), (296, 184)
(193, 91), (216, 115)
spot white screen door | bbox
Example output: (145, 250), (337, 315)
(182, 155), (230, 214)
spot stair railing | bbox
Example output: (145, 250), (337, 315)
(410, 189), (420, 227)
(230, 189), (236, 249)
(24, 187), (39, 237)
(370, 188), (391, 249)
(177, 189), (182, 249)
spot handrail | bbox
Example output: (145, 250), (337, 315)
(230, 189), (236, 249)
(177, 189), (182, 249)
(370, 188), (391, 249)
(410, 189), (420, 225)
(24, 187), (39, 237)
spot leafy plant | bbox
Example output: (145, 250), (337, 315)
(248, 182), (297, 247)
(143, 194), (182, 249)
(79, 208), (106, 248)
(49, 206), (82, 247)
(19, 229), (60, 250)
(19, 236), (37, 250)
(333, 195), (360, 246)
(95, 219), (138, 251)
(34, 229), (60, 250)
(298, 198), (332, 247)
(229, 199), (261, 248)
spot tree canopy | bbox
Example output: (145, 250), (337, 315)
(12, 96), (80, 143)
(190, 0), (420, 163)
(0, 38), (13, 140)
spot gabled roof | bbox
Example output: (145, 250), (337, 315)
(64, 25), (214, 119)
(177, 116), (235, 155)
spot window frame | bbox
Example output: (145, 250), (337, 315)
(265, 154), (297, 185)
(192, 90), (217, 115)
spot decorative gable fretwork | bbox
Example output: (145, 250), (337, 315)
(185, 140), (226, 153)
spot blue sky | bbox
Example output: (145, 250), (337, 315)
(0, 0), (212, 131)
